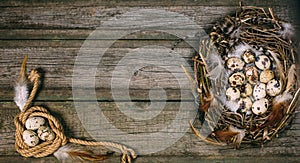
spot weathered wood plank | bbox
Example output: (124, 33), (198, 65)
(0, 47), (195, 89)
(1, 156), (300, 163)
(0, 0), (295, 7)
(0, 89), (192, 101)
(0, 0), (299, 161)
(0, 102), (299, 157)
(0, 5), (297, 30)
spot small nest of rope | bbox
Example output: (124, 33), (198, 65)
(14, 58), (136, 162)
(189, 5), (300, 148)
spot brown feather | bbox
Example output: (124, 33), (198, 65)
(201, 100), (211, 112)
(67, 150), (112, 161)
(19, 54), (28, 84)
(285, 64), (296, 93)
(213, 127), (239, 142)
(259, 102), (287, 129)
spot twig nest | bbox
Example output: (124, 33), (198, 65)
(25, 117), (46, 130)
(23, 130), (39, 147)
(37, 126), (55, 141)
(191, 6), (298, 148)
(252, 98), (269, 115)
(266, 79), (282, 96)
(255, 55), (271, 70)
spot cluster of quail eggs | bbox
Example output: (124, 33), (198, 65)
(225, 49), (281, 115)
(22, 117), (55, 147)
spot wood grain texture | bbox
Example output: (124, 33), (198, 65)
(0, 0), (299, 162)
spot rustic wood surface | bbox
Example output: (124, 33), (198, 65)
(0, 0), (299, 162)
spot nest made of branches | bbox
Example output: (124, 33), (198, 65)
(190, 5), (300, 148)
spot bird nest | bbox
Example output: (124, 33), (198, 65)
(189, 6), (300, 148)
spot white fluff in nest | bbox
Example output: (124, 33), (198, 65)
(229, 125), (245, 149)
(206, 52), (225, 81)
(225, 100), (240, 113)
(228, 43), (262, 58)
(273, 92), (293, 104)
(14, 83), (28, 111)
(229, 27), (241, 39)
(278, 22), (294, 40)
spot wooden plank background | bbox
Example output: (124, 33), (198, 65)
(0, 0), (299, 162)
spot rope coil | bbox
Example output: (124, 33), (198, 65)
(14, 68), (136, 162)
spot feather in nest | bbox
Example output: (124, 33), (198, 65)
(14, 55), (29, 111)
(259, 92), (293, 129)
(228, 43), (262, 58)
(213, 125), (245, 149)
(268, 50), (285, 82)
(285, 64), (296, 93)
(278, 22), (294, 40)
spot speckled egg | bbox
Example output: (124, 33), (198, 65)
(253, 83), (266, 100)
(23, 130), (39, 147)
(255, 55), (271, 70)
(238, 97), (253, 112)
(242, 49), (256, 63)
(229, 72), (245, 87)
(240, 83), (253, 97)
(226, 57), (245, 71)
(266, 79), (282, 96)
(37, 126), (55, 141)
(252, 98), (269, 115)
(25, 117), (46, 130)
(245, 66), (259, 85)
(226, 87), (240, 101)
(260, 70), (275, 83)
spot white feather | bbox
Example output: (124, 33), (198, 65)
(14, 83), (28, 111)
(54, 145), (73, 162)
(206, 52), (225, 80)
(229, 125), (245, 148)
(225, 100), (240, 113)
(273, 92), (293, 104)
(278, 22), (294, 40)
(228, 43), (262, 58)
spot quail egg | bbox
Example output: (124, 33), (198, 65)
(240, 83), (253, 97)
(229, 72), (245, 87)
(255, 55), (271, 70)
(266, 79), (282, 96)
(253, 83), (266, 100)
(242, 49), (256, 63)
(23, 130), (39, 147)
(252, 98), (269, 115)
(245, 66), (259, 85)
(37, 126), (55, 141)
(226, 57), (245, 71)
(25, 117), (46, 130)
(260, 70), (275, 83)
(226, 87), (240, 101)
(238, 97), (253, 112)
